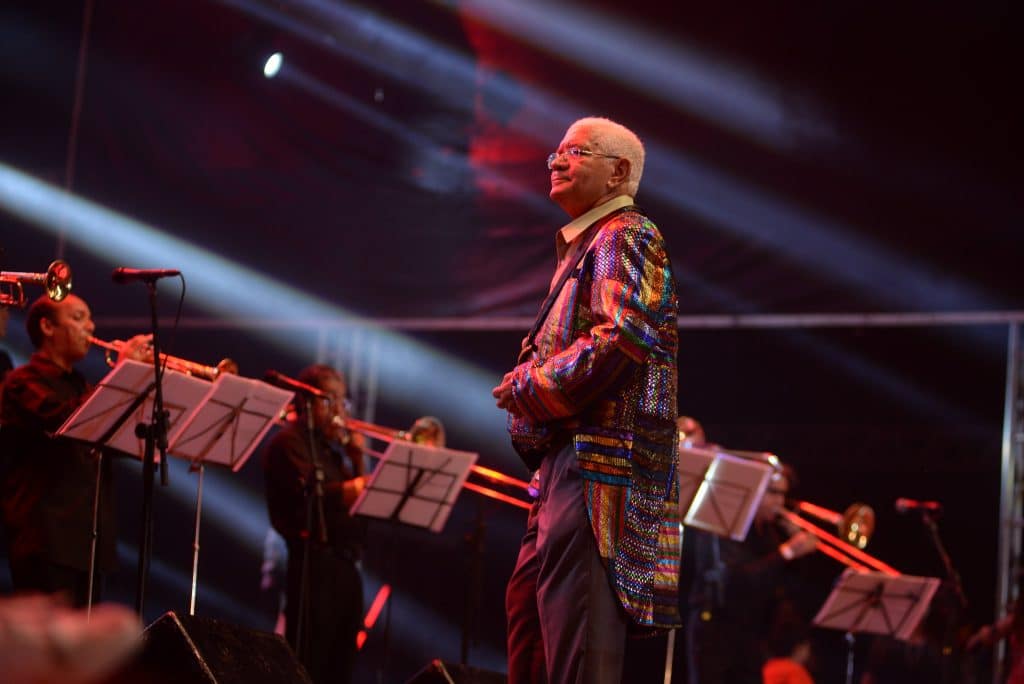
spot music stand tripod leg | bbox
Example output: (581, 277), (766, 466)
(83, 381), (157, 617)
(86, 448), (103, 619)
(845, 632), (856, 684)
(189, 462), (205, 616)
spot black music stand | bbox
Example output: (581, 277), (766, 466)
(678, 445), (776, 541)
(168, 373), (294, 614)
(813, 569), (942, 684)
(350, 440), (478, 533)
(57, 359), (210, 616)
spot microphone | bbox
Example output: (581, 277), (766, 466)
(111, 267), (181, 284)
(894, 498), (943, 514)
(263, 370), (326, 398)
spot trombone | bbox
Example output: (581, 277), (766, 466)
(89, 336), (239, 380)
(337, 415), (532, 510)
(0, 260), (73, 307)
(780, 500), (899, 576)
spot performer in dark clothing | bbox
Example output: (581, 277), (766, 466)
(262, 364), (366, 684)
(0, 294), (148, 606)
(0, 305), (13, 383)
(0, 351), (11, 384)
(685, 466), (817, 684)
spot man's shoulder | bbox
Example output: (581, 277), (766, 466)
(263, 424), (305, 460)
(1, 361), (43, 391)
(600, 206), (660, 236)
(591, 209), (667, 258)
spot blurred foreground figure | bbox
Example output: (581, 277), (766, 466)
(0, 594), (140, 684)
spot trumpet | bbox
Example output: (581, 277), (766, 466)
(89, 336), (239, 380)
(0, 260), (73, 307)
(780, 500), (899, 576)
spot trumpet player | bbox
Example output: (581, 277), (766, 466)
(261, 364), (366, 684)
(0, 294), (149, 606)
(684, 462), (817, 684)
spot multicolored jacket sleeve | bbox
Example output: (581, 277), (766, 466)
(510, 215), (676, 423)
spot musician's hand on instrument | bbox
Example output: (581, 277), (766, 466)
(777, 513), (803, 537)
(965, 624), (994, 651)
(114, 334), (153, 364)
(492, 372), (522, 415)
(341, 476), (366, 506)
(346, 429), (367, 452)
(780, 531), (817, 561)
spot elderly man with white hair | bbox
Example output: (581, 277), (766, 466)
(494, 116), (681, 683)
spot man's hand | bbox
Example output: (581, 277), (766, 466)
(492, 371), (522, 416)
(779, 531), (817, 561)
(341, 476), (366, 506)
(114, 334), (153, 364)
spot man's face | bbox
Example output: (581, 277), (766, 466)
(757, 473), (789, 523)
(549, 124), (619, 218)
(312, 374), (349, 438)
(42, 295), (95, 364)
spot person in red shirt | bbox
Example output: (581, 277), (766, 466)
(0, 294), (147, 606)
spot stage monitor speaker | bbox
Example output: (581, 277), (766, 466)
(113, 611), (311, 684)
(405, 658), (506, 684)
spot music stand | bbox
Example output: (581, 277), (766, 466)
(60, 360), (211, 461)
(677, 446), (776, 541)
(57, 359), (211, 616)
(813, 568), (941, 684)
(350, 440), (477, 533)
(167, 373), (294, 614)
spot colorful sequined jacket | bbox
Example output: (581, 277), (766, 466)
(510, 208), (681, 628)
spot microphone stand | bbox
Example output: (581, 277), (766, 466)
(918, 510), (968, 608)
(134, 279), (171, 615)
(919, 509), (968, 684)
(296, 394), (328, 666)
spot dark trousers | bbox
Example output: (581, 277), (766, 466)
(506, 444), (628, 684)
(285, 543), (363, 684)
(9, 554), (101, 608)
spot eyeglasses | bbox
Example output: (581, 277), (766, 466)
(319, 395), (352, 414)
(546, 146), (620, 170)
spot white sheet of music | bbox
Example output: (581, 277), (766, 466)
(351, 440), (478, 533)
(678, 446), (775, 541)
(168, 373), (293, 471)
(57, 359), (210, 461)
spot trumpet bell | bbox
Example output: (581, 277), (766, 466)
(0, 259), (73, 307)
(840, 503), (875, 549)
(44, 260), (73, 302)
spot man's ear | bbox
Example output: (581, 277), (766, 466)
(38, 315), (56, 340)
(607, 157), (631, 191)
